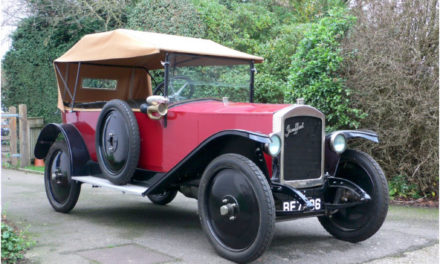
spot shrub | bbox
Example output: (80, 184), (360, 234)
(254, 23), (312, 103)
(286, 7), (363, 130)
(341, 0), (438, 198)
(388, 174), (421, 200)
(2, 0), (350, 122)
(1, 221), (33, 263)
(127, 0), (205, 37)
(193, 0), (345, 104)
(2, 2), (116, 123)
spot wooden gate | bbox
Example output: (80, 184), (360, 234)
(1, 104), (43, 168)
(1, 106), (18, 166)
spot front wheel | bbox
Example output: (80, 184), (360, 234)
(318, 149), (388, 242)
(147, 189), (178, 205)
(44, 141), (81, 213)
(198, 154), (275, 263)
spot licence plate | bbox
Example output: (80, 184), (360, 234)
(282, 197), (322, 212)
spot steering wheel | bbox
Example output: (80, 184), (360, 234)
(153, 76), (195, 101)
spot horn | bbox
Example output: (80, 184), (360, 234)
(147, 102), (168, 120)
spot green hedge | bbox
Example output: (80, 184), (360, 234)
(286, 8), (364, 130)
(127, 0), (205, 37)
(2, 16), (106, 123)
(2, 0), (351, 125)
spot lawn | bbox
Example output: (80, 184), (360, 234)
(23, 166), (45, 173)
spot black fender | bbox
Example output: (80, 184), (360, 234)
(34, 123), (90, 176)
(325, 130), (379, 175)
(145, 130), (271, 195)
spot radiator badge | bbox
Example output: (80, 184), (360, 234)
(285, 122), (304, 138)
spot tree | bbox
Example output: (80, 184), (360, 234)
(2, 0), (131, 122)
(341, 0), (439, 198)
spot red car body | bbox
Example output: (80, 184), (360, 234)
(64, 101), (287, 173)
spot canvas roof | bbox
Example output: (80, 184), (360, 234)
(54, 29), (263, 69)
(55, 29), (263, 112)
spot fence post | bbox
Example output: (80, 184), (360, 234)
(9, 106), (18, 166)
(19, 104), (30, 167)
(28, 117), (44, 161)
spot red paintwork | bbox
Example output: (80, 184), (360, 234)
(63, 101), (289, 175)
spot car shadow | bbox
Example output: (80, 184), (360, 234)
(271, 232), (331, 247)
(70, 200), (201, 232)
(69, 197), (331, 247)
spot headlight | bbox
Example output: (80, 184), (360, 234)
(330, 133), (347, 154)
(267, 134), (281, 157)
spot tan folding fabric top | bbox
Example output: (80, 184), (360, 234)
(55, 29), (263, 68)
(55, 29), (263, 111)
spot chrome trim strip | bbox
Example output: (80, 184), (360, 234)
(72, 176), (148, 195)
(249, 133), (271, 144)
(273, 104), (325, 188)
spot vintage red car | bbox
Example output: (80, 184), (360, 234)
(35, 29), (388, 263)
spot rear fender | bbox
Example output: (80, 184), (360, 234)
(34, 123), (90, 175)
(325, 130), (379, 175)
(145, 130), (271, 195)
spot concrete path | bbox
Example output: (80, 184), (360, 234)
(1, 169), (438, 264)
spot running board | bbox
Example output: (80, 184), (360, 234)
(72, 176), (148, 196)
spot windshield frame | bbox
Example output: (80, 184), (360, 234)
(163, 52), (255, 104)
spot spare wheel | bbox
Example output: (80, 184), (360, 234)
(96, 99), (140, 185)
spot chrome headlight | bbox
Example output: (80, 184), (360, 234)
(267, 134), (281, 157)
(330, 133), (347, 154)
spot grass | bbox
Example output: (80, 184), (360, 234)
(388, 205), (439, 222)
(23, 166), (44, 173)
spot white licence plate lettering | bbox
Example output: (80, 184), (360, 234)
(283, 198), (321, 211)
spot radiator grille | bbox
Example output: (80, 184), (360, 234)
(283, 116), (322, 181)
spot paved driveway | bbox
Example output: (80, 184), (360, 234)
(1, 169), (438, 264)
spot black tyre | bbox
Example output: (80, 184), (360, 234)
(147, 189), (178, 205)
(96, 99), (140, 185)
(44, 141), (81, 213)
(198, 154), (275, 263)
(318, 149), (388, 242)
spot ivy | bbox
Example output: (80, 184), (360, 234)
(2, 16), (106, 123)
(1, 221), (34, 263)
(286, 8), (365, 130)
(127, 0), (206, 38)
(2, 0), (353, 124)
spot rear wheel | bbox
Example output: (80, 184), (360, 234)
(147, 189), (178, 205)
(96, 99), (140, 185)
(318, 149), (388, 242)
(198, 154), (275, 263)
(44, 141), (81, 213)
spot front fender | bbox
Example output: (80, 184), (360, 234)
(145, 129), (270, 195)
(325, 130), (379, 175)
(34, 123), (90, 175)
(328, 130), (379, 143)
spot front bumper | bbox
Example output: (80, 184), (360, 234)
(272, 175), (371, 221)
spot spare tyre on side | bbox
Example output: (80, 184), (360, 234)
(95, 99), (140, 185)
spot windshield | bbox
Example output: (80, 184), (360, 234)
(164, 54), (252, 103)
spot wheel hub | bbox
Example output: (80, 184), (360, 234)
(53, 168), (65, 184)
(220, 197), (239, 221)
(106, 132), (118, 152)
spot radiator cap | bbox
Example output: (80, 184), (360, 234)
(296, 98), (305, 105)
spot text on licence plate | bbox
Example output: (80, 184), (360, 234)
(283, 198), (321, 211)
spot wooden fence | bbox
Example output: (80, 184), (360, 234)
(1, 105), (44, 167)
